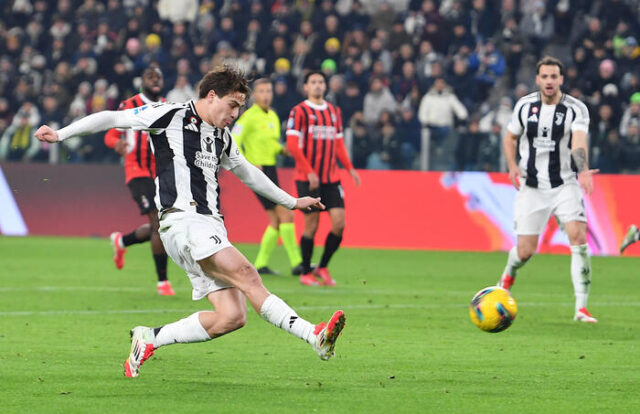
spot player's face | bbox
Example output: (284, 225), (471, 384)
(304, 74), (326, 100)
(142, 71), (163, 96)
(208, 91), (246, 128)
(536, 65), (563, 99)
(253, 83), (273, 109)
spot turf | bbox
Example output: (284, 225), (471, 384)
(1, 236), (639, 413)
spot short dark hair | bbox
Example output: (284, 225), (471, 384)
(198, 65), (250, 99)
(536, 56), (564, 75)
(252, 77), (272, 88)
(304, 70), (327, 84)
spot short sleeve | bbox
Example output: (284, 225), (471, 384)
(507, 100), (525, 136)
(120, 102), (184, 133)
(570, 100), (590, 133)
(285, 106), (305, 139)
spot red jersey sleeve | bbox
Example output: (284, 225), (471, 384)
(334, 107), (354, 171)
(286, 107), (314, 175)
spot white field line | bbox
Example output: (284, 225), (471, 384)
(0, 285), (629, 300)
(1, 301), (640, 317)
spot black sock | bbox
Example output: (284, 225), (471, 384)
(153, 253), (168, 282)
(300, 236), (314, 273)
(319, 232), (342, 268)
(122, 231), (146, 247)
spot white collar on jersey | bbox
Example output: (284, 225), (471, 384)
(304, 99), (328, 110)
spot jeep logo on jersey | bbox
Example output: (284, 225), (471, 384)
(202, 136), (214, 152)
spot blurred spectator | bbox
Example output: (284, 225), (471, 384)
(166, 75), (195, 103)
(497, 16), (525, 86)
(363, 77), (397, 127)
(349, 111), (373, 169)
(396, 106), (422, 166)
(0, 102), (43, 162)
(158, 0), (198, 24)
(620, 93), (640, 137)
(621, 123), (640, 171)
(447, 58), (475, 110)
(468, 41), (506, 102)
(340, 81), (365, 124)
(272, 78), (301, 124)
(520, 1), (554, 58)
(418, 77), (468, 148)
(455, 118), (488, 170)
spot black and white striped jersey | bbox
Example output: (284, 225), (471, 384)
(110, 100), (295, 219)
(507, 92), (590, 189)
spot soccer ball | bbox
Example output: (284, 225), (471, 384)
(469, 286), (518, 333)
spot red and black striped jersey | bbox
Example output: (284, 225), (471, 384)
(105, 93), (165, 183)
(285, 99), (354, 183)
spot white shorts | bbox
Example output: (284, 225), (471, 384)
(514, 182), (586, 235)
(158, 211), (234, 300)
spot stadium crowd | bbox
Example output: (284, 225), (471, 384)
(1, 0), (640, 173)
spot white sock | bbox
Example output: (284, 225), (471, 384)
(503, 246), (527, 278)
(570, 244), (591, 312)
(260, 294), (316, 344)
(153, 312), (211, 348)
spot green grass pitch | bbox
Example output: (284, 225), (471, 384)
(1, 236), (639, 413)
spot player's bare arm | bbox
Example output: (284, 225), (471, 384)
(295, 197), (325, 211)
(503, 130), (521, 189)
(307, 172), (320, 190)
(349, 169), (361, 187)
(34, 125), (59, 142)
(571, 131), (599, 195)
(114, 139), (129, 156)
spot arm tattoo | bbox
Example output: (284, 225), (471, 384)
(571, 148), (588, 173)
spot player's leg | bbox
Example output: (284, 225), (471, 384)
(296, 180), (321, 285)
(125, 287), (246, 378)
(110, 224), (150, 270)
(254, 207), (281, 275)
(275, 205), (304, 274)
(198, 246), (345, 360)
(300, 212), (321, 285)
(620, 224), (639, 253)
(313, 207), (345, 287)
(148, 210), (174, 295)
(498, 186), (548, 289)
(499, 235), (538, 289)
(555, 183), (596, 322)
(565, 220), (596, 323)
(111, 178), (154, 270)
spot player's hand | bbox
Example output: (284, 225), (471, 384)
(114, 139), (128, 156)
(307, 172), (320, 190)
(295, 196), (325, 211)
(281, 147), (291, 157)
(349, 169), (361, 187)
(34, 125), (59, 143)
(578, 169), (599, 195)
(507, 164), (521, 189)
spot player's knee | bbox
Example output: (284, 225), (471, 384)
(233, 263), (263, 288)
(517, 246), (535, 261)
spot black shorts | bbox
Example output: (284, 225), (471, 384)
(295, 181), (345, 213)
(255, 166), (279, 210)
(127, 177), (157, 215)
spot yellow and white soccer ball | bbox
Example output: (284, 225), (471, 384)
(469, 286), (518, 333)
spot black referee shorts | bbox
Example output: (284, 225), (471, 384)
(254, 165), (280, 210)
(295, 181), (345, 214)
(127, 177), (157, 215)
